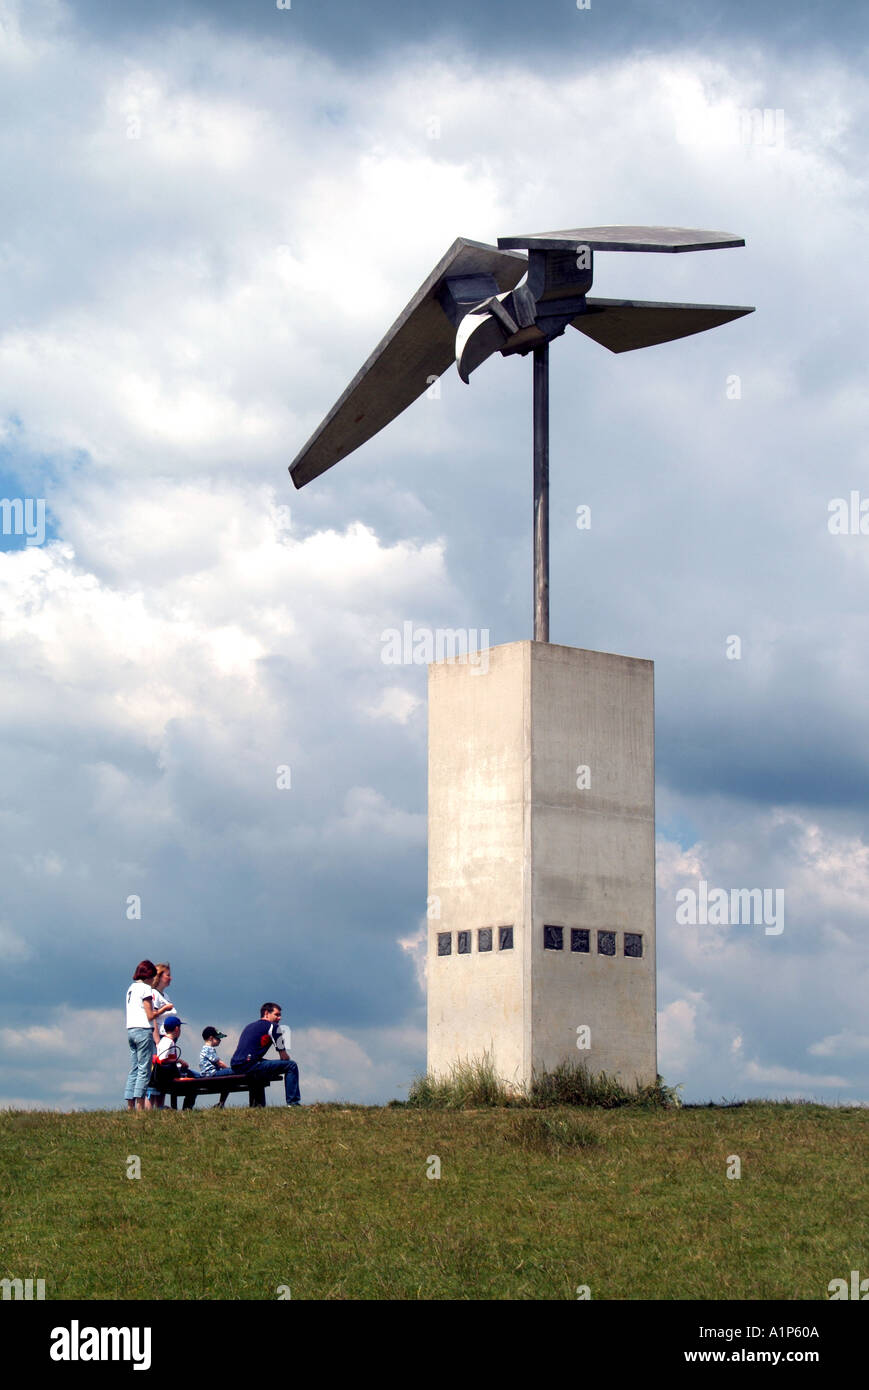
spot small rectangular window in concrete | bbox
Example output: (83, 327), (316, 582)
(624, 932), (643, 957)
(543, 925), (563, 950)
(478, 928), (493, 952)
(437, 932), (452, 956)
(499, 926), (514, 950)
(457, 930), (471, 954)
(571, 928), (589, 953)
(597, 930), (616, 956)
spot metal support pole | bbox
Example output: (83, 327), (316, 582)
(533, 344), (550, 642)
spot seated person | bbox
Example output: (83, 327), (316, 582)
(230, 1003), (300, 1107)
(153, 1015), (199, 1110)
(199, 1026), (230, 1109)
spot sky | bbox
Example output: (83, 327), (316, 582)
(0, 0), (867, 1108)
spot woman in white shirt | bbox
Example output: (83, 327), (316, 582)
(149, 963), (175, 1042)
(145, 962), (176, 1109)
(125, 960), (160, 1111)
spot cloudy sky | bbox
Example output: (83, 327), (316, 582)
(1, 0), (867, 1108)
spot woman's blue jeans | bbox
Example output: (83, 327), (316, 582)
(125, 1027), (154, 1100)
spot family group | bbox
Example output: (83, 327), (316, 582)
(124, 958), (301, 1109)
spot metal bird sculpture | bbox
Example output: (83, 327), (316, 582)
(290, 226), (754, 639)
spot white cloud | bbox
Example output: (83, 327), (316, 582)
(0, 923), (32, 962)
(808, 1032), (869, 1059)
(397, 919), (427, 995)
(657, 996), (701, 1073)
(742, 1061), (850, 1091)
(326, 787), (426, 843)
(364, 686), (423, 724)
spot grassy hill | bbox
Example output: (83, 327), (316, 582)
(0, 1102), (864, 1300)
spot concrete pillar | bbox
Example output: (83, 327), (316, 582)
(427, 640), (656, 1091)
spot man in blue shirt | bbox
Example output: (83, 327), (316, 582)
(231, 1003), (301, 1106)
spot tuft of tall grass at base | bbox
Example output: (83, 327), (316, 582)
(406, 1056), (681, 1110)
(529, 1062), (682, 1110)
(406, 1053), (514, 1109)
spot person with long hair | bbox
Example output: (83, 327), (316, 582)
(145, 962), (176, 1110)
(125, 960), (159, 1111)
(149, 963), (174, 1039)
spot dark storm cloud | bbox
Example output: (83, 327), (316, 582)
(65, 0), (869, 62)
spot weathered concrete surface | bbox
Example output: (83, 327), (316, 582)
(427, 641), (656, 1091)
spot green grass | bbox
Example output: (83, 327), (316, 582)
(0, 1102), (865, 1300)
(509, 1110), (603, 1154)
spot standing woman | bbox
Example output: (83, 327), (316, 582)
(145, 962), (176, 1110)
(149, 963), (175, 1044)
(125, 960), (159, 1111)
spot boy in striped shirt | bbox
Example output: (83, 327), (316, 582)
(199, 1026), (230, 1108)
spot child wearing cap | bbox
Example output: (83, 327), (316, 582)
(152, 1016), (199, 1110)
(199, 1027), (230, 1109)
(156, 1016), (189, 1066)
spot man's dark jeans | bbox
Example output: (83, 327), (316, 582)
(240, 1059), (300, 1106)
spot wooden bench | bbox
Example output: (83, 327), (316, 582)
(151, 1067), (283, 1109)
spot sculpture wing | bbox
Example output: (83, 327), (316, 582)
(290, 238), (526, 488)
(499, 226), (745, 252)
(572, 299), (754, 353)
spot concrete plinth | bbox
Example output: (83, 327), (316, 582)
(426, 640), (656, 1091)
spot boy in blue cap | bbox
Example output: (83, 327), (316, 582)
(153, 1015), (199, 1110)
